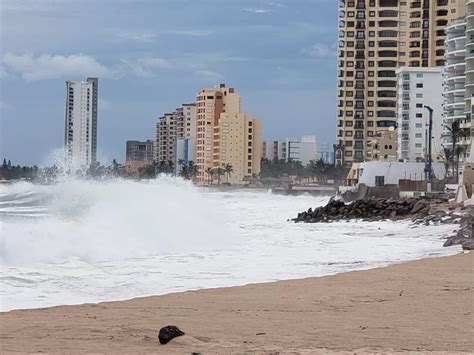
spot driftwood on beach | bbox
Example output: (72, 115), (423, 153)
(293, 197), (473, 250)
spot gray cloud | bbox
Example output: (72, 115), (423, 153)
(243, 8), (271, 14)
(301, 43), (337, 59)
(116, 32), (158, 43)
(0, 0), (63, 12)
(1, 53), (115, 81)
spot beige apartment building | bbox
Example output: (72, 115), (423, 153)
(155, 103), (196, 164)
(195, 84), (240, 181)
(336, 0), (465, 167)
(214, 113), (262, 184)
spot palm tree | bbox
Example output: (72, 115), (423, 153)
(307, 160), (318, 182)
(177, 159), (186, 177)
(444, 119), (464, 181)
(206, 167), (213, 185)
(211, 167), (225, 184)
(187, 161), (198, 180)
(437, 147), (454, 178)
(223, 163), (233, 183)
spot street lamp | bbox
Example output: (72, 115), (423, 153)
(424, 105), (434, 182)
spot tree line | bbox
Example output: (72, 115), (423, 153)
(261, 158), (348, 184)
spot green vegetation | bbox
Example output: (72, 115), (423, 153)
(261, 158), (347, 184)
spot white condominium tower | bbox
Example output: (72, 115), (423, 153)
(64, 77), (98, 171)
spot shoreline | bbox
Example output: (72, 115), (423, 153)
(1, 252), (473, 354)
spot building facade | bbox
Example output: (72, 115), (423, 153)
(155, 103), (196, 167)
(64, 77), (98, 171)
(262, 136), (319, 165)
(442, 6), (473, 173)
(337, 0), (465, 167)
(195, 84), (240, 181)
(155, 112), (176, 163)
(214, 113), (262, 184)
(126, 140), (154, 163)
(396, 67), (443, 162)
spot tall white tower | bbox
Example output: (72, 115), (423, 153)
(64, 77), (98, 171)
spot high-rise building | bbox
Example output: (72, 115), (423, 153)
(175, 103), (196, 174)
(465, 0), (474, 159)
(195, 84), (240, 181)
(155, 112), (176, 163)
(64, 77), (98, 170)
(155, 103), (196, 166)
(396, 67), (443, 162)
(214, 113), (262, 184)
(441, 6), (473, 173)
(337, 0), (465, 167)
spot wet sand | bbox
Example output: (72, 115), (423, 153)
(1, 252), (473, 354)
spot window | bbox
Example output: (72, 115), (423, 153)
(416, 73), (423, 78)
(415, 143), (422, 148)
(416, 93), (423, 98)
(415, 123), (423, 128)
(416, 113), (423, 118)
(416, 83), (423, 88)
(415, 133), (422, 138)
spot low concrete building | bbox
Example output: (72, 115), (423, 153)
(346, 161), (446, 188)
(126, 140), (154, 163)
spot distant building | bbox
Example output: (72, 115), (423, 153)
(396, 67), (443, 162)
(195, 84), (240, 182)
(366, 130), (398, 162)
(215, 113), (262, 184)
(262, 136), (319, 165)
(155, 103), (196, 170)
(155, 112), (176, 163)
(175, 104), (196, 174)
(64, 77), (98, 170)
(262, 140), (280, 161)
(126, 140), (154, 163)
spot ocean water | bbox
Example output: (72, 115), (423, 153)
(0, 177), (459, 311)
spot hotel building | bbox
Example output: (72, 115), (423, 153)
(155, 103), (196, 165)
(214, 113), (262, 184)
(195, 84), (240, 181)
(337, 0), (465, 167)
(64, 77), (98, 170)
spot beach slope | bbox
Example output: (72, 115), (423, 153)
(1, 253), (473, 354)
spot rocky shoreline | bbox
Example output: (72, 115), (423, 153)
(293, 197), (473, 250)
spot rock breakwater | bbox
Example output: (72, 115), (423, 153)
(293, 197), (473, 250)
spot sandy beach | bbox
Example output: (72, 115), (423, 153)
(1, 252), (473, 354)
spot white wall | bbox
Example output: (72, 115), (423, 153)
(397, 68), (443, 163)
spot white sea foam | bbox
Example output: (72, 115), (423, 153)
(0, 177), (460, 311)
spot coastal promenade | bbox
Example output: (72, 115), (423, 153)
(1, 253), (473, 354)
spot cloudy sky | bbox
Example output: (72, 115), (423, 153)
(0, 0), (337, 166)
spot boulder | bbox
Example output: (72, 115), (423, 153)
(461, 239), (474, 251)
(159, 325), (185, 345)
(410, 201), (427, 214)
